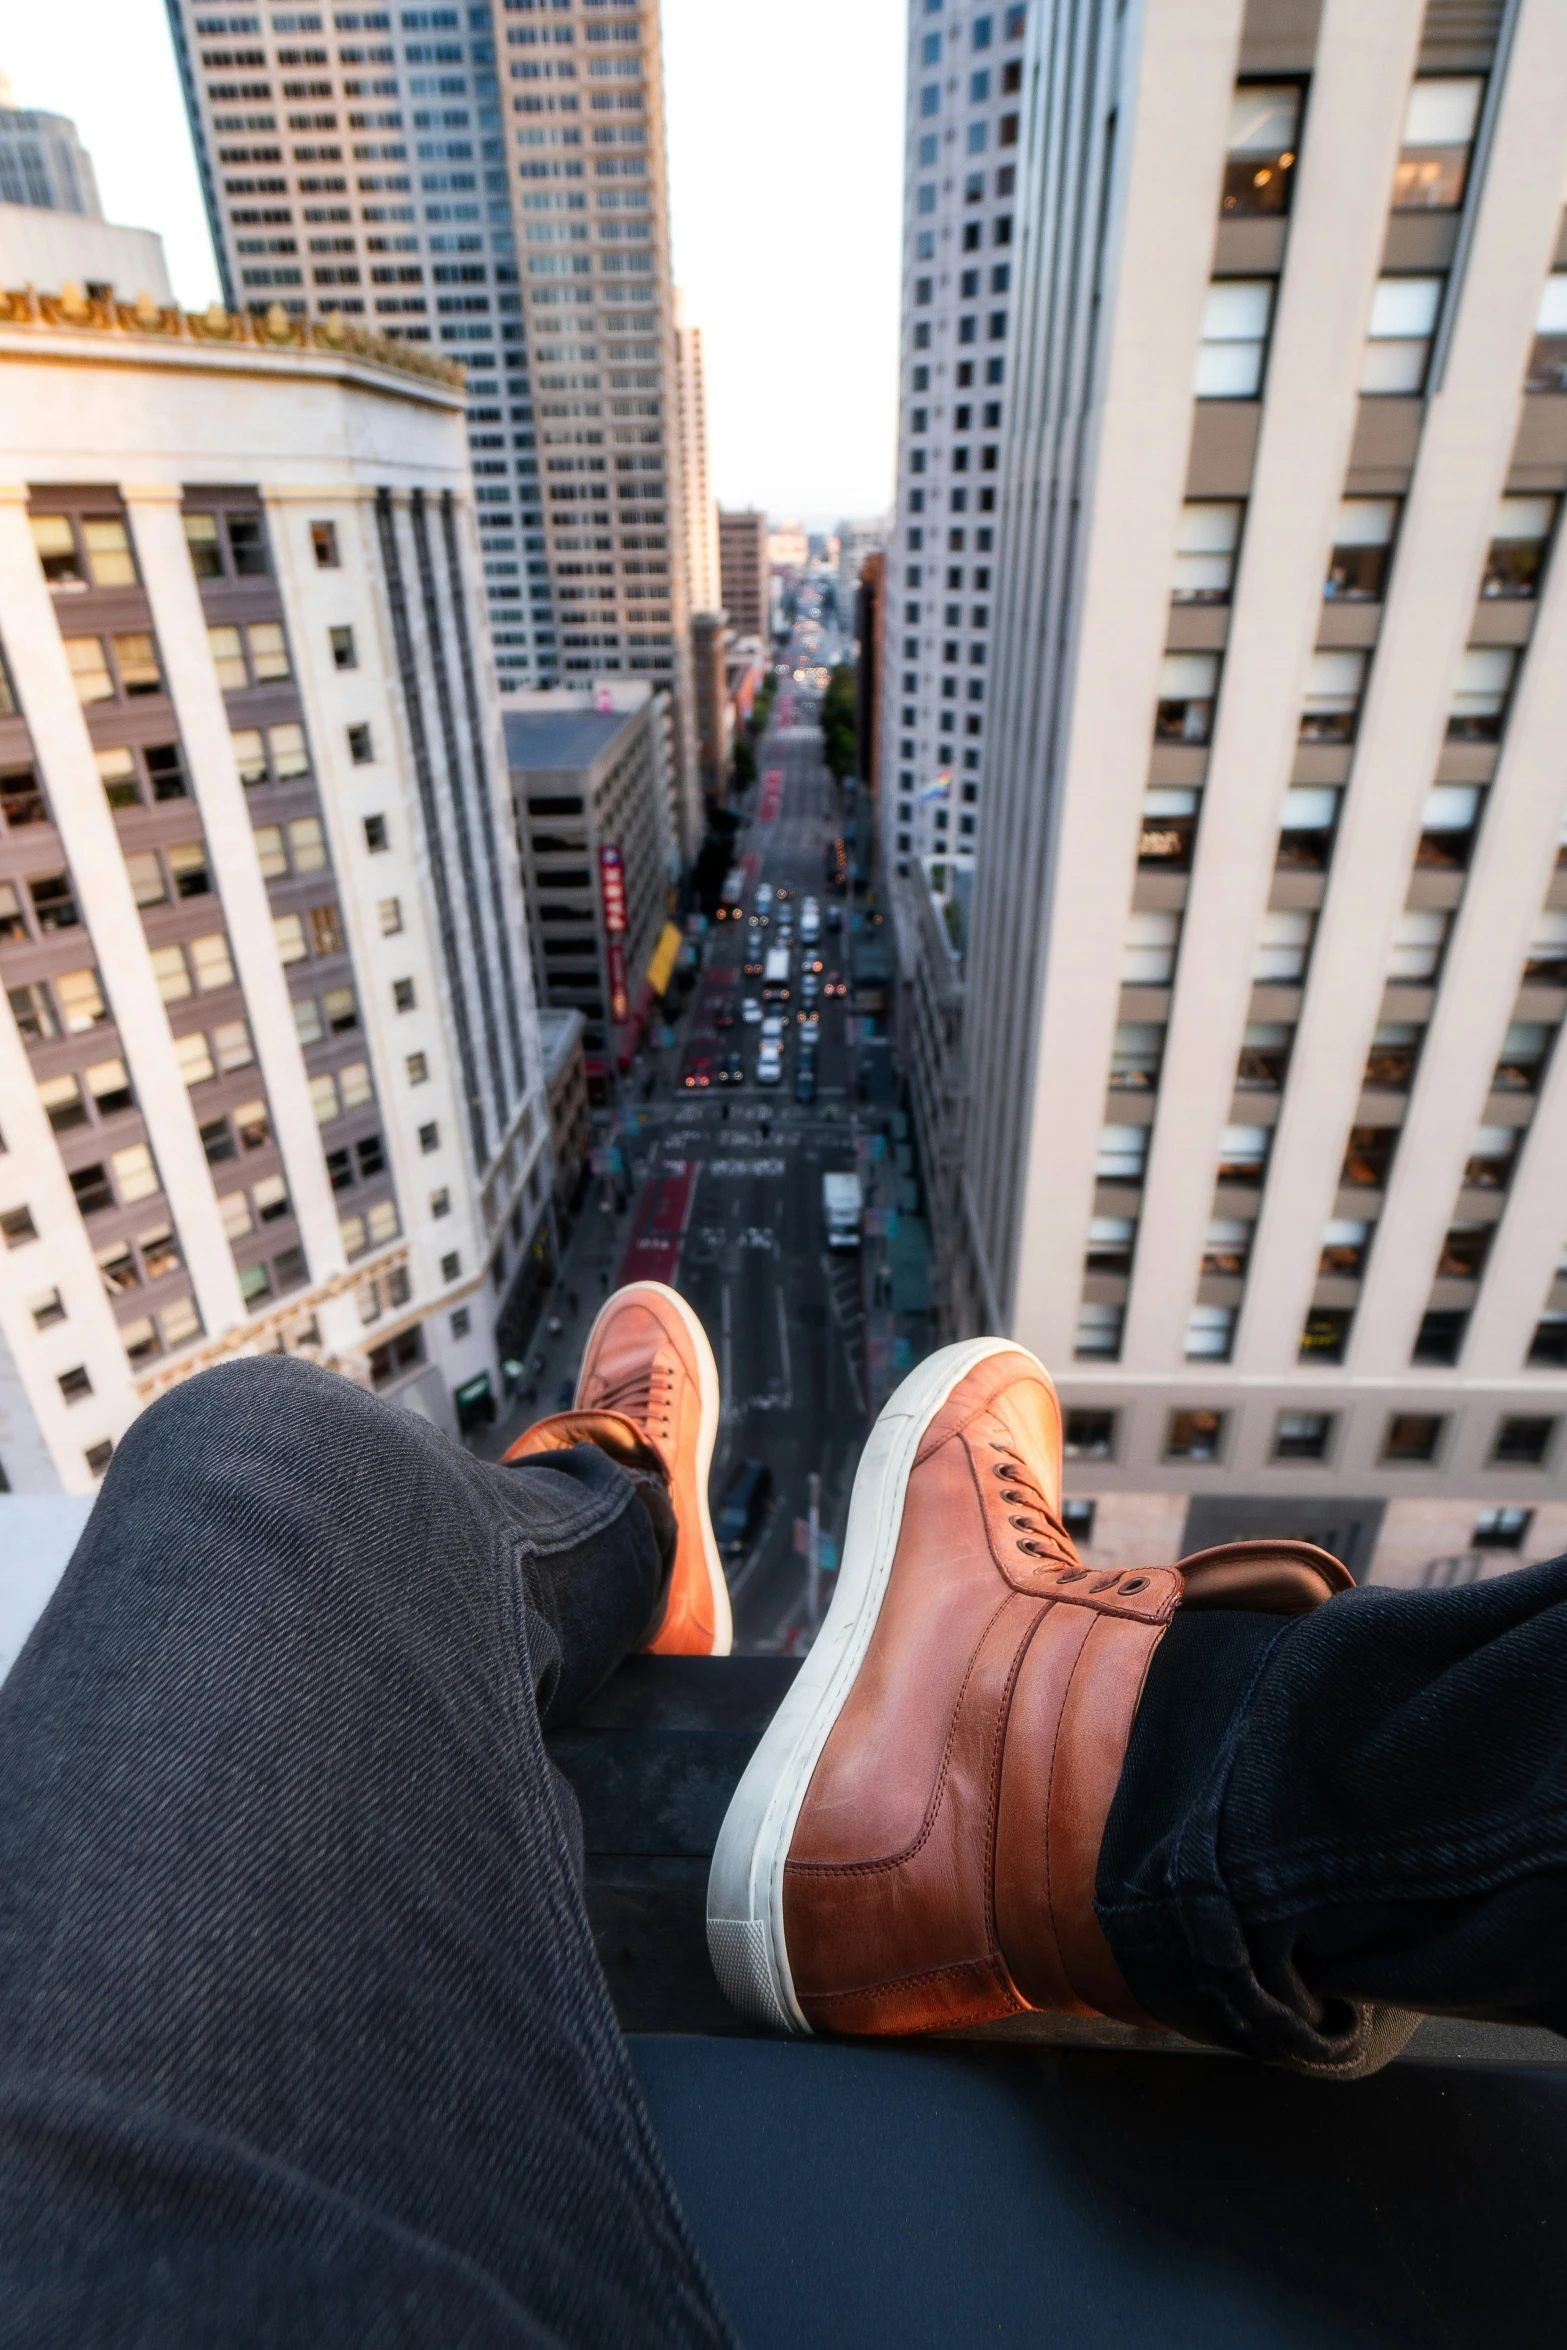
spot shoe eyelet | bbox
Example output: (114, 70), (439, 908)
(1008, 1514), (1042, 1532)
(1056, 1567), (1088, 1584)
(1120, 1575), (1149, 1595)
(1018, 1539), (1050, 1559)
(992, 1461), (1021, 1481)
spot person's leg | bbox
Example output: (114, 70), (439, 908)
(0, 1354), (735, 2348)
(1097, 1557), (1567, 2070)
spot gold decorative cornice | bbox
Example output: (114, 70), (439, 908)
(0, 284), (466, 395)
(132, 1241), (412, 1401)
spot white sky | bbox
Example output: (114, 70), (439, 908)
(2, 0), (905, 529)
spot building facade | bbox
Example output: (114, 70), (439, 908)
(689, 606), (731, 809)
(879, 0), (1026, 870)
(504, 688), (672, 1079)
(0, 293), (549, 1491)
(0, 79), (102, 217)
(166, 0), (700, 854)
(537, 1003), (588, 1206)
(952, 0), (1567, 1583)
(674, 287), (719, 612)
(717, 506), (768, 641)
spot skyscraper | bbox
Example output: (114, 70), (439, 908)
(0, 292), (549, 1490)
(673, 287), (718, 613)
(879, 0), (1026, 871)
(716, 506), (768, 643)
(0, 74), (102, 217)
(165, 0), (699, 849)
(945, 0), (1567, 1582)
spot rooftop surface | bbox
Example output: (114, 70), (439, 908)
(504, 705), (639, 774)
(537, 1006), (585, 1088)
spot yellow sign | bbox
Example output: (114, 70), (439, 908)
(647, 919), (683, 997)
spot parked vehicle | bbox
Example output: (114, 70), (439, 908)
(762, 946), (791, 1002)
(760, 1013), (787, 1042)
(800, 896), (821, 944)
(682, 1056), (713, 1091)
(756, 1052), (782, 1087)
(822, 1170), (862, 1250)
(741, 996), (763, 1024)
(715, 1458), (774, 1554)
(718, 1051), (745, 1086)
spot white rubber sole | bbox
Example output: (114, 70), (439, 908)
(706, 1335), (1041, 2032)
(577, 1279), (731, 1657)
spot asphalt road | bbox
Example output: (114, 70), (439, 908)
(484, 623), (873, 1652)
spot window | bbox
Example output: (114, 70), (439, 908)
(1121, 912), (1179, 986)
(1446, 647), (1514, 742)
(30, 513), (85, 586)
(1320, 1219), (1371, 1275)
(2, 1206), (40, 1248)
(191, 934), (235, 992)
(201, 1116), (237, 1167)
(1530, 1313), (1567, 1368)
(168, 843), (211, 900)
(1393, 76), (1482, 212)
(289, 817), (327, 874)
(30, 1285), (67, 1329)
(431, 1187), (451, 1217)
(1108, 1022), (1163, 1090)
(406, 1051), (429, 1083)
(311, 521), (340, 568)
(1492, 1417), (1555, 1467)
(1073, 1303), (1123, 1360)
(274, 914), (309, 965)
(65, 636), (114, 703)
(330, 624), (358, 669)
(1386, 909), (1449, 983)
(1364, 1023), (1422, 1090)
(1524, 910), (1567, 982)
(1525, 274), (1567, 395)
(1482, 495), (1557, 599)
(1195, 279), (1273, 398)
(1064, 1409), (1115, 1461)
(58, 1366), (93, 1404)
(1464, 1125), (1518, 1190)
(1361, 276), (1443, 395)
(31, 874), (79, 931)
(379, 896), (403, 935)
(1186, 1304), (1236, 1361)
(1154, 653), (1218, 743)
(364, 813), (388, 851)
(348, 723), (374, 764)
(175, 1031), (216, 1087)
(1216, 1124), (1269, 1184)
(440, 1250), (460, 1281)
(1138, 790), (1198, 868)
(1325, 498), (1398, 600)
(393, 977), (416, 1012)
(1436, 1222), (1490, 1280)
(0, 766), (47, 828)
(38, 1074), (87, 1134)
(1342, 1127), (1397, 1188)
(111, 1143), (159, 1203)
(1253, 911), (1314, 983)
(368, 1324), (426, 1390)
(1275, 1411), (1332, 1461)
(1492, 1023), (1552, 1092)
(249, 622), (289, 682)
(1202, 1219), (1250, 1275)
(1172, 501), (1242, 603)
(0, 884), (25, 943)
(1085, 1216), (1135, 1272)
(1415, 783), (1482, 869)
(1095, 1125), (1148, 1185)
(1276, 787), (1341, 870)
(1222, 84), (1301, 216)
(1166, 1410), (1223, 1463)
(338, 1061), (372, 1110)
(127, 852), (167, 907)
(1414, 1309), (1468, 1366)
(1299, 650), (1366, 741)
(1472, 1505), (1533, 1553)
(184, 514), (223, 579)
(87, 1059), (132, 1116)
(308, 903), (343, 957)
(85, 1439), (114, 1474)
(209, 626), (248, 690)
(323, 985), (356, 1034)
(1382, 1413), (1443, 1464)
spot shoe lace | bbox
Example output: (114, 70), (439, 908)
(987, 1438), (1075, 1562)
(590, 1357), (677, 1446)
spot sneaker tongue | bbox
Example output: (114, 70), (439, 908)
(504, 1409), (668, 1484)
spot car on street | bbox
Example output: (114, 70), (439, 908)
(682, 1057), (713, 1090)
(716, 1458), (774, 1555)
(713, 1005), (735, 1030)
(774, 885), (790, 903)
(717, 1051), (745, 1086)
(760, 1012), (787, 1041)
(795, 1064), (817, 1104)
(741, 996), (762, 1023)
(743, 953), (763, 978)
(755, 883), (773, 914)
(800, 972), (820, 1004)
(800, 897), (821, 944)
(827, 902), (843, 931)
(756, 1051), (782, 1085)
(823, 970), (847, 999)
(797, 1009), (820, 1036)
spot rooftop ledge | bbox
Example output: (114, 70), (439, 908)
(0, 283), (467, 399)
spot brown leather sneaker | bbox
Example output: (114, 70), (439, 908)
(708, 1338), (1349, 2039)
(505, 1281), (730, 1656)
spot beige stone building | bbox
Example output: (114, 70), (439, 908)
(717, 507), (769, 642)
(0, 293), (549, 1490)
(937, 0), (1567, 1585)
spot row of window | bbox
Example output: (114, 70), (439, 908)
(1063, 1400), (1560, 1483)
(1220, 75), (1485, 226)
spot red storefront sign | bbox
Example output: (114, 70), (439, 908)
(607, 937), (629, 1026)
(599, 842), (628, 936)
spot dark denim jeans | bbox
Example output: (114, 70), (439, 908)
(0, 1357), (735, 2349)
(1100, 1565), (1567, 2075)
